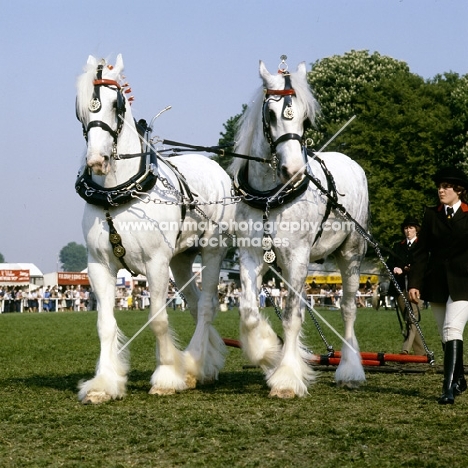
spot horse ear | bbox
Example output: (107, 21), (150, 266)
(296, 62), (307, 78)
(259, 60), (271, 81)
(87, 55), (97, 66)
(114, 54), (124, 74)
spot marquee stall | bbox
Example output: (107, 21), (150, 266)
(0, 263), (43, 312)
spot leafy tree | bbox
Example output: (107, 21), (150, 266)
(432, 73), (468, 169)
(0, 252), (4, 263)
(213, 104), (247, 170)
(306, 50), (468, 249)
(59, 242), (87, 272)
(345, 72), (452, 246)
(307, 50), (410, 149)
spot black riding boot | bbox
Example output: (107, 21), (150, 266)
(453, 340), (467, 396)
(439, 340), (463, 405)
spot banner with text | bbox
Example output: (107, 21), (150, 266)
(57, 272), (90, 286)
(0, 270), (30, 283)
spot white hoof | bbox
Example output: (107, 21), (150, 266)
(148, 386), (176, 396)
(335, 340), (366, 388)
(336, 380), (362, 390)
(269, 388), (296, 399)
(185, 374), (197, 389)
(81, 391), (113, 405)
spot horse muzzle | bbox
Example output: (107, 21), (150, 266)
(86, 153), (111, 175)
(279, 163), (305, 185)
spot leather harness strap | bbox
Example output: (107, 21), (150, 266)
(93, 78), (121, 88)
(233, 163), (309, 210)
(265, 88), (296, 96)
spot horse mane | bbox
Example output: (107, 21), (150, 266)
(228, 66), (320, 177)
(76, 60), (99, 122)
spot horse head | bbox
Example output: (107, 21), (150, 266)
(259, 60), (318, 185)
(76, 54), (135, 176)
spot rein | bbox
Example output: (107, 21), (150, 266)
(157, 139), (269, 164)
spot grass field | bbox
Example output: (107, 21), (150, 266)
(1, 306), (467, 467)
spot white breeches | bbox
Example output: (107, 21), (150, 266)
(431, 297), (468, 343)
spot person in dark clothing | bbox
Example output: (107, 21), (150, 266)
(409, 167), (468, 404)
(365, 277), (372, 293)
(387, 216), (425, 355)
(378, 280), (390, 310)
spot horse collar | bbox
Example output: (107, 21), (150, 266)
(75, 149), (158, 208)
(233, 163), (310, 210)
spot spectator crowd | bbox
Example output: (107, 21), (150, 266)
(1, 278), (385, 313)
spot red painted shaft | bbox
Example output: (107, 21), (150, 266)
(222, 338), (431, 365)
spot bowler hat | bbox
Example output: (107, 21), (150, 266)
(433, 167), (468, 189)
(400, 216), (420, 232)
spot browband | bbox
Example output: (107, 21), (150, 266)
(265, 89), (296, 96)
(93, 79), (121, 88)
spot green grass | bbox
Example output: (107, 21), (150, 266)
(0, 307), (466, 467)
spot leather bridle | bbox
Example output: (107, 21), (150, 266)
(262, 72), (306, 152)
(77, 64), (126, 157)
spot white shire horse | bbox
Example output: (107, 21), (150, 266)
(75, 55), (235, 403)
(229, 60), (369, 398)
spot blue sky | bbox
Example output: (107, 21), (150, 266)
(1, 0), (467, 273)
